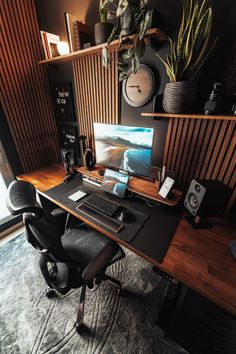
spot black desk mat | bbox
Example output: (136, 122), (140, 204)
(44, 175), (183, 262)
(44, 176), (148, 243)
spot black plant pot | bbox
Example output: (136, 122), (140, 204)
(162, 81), (198, 114)
(94, 22), (114, 45)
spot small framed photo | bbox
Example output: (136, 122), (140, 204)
(40, 31), (60, 59)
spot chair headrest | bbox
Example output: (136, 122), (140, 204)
(6, 180), (43, 217)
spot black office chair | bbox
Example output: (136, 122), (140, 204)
(6, 180), (125, 332)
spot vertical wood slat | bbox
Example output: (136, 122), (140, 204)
(163, 116), (236, 213)
(0, 0), (60, 172)
(72, 49), (119, 152)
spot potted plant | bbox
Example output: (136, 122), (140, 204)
(103, 0), (153, 81)
(157, 0), (217, 113)
(94, 0), (117, 45)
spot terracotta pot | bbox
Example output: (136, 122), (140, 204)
(162, 81), (198, 114)
(94, 22), (114, 45)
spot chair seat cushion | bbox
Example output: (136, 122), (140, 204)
(61, 223), (124, 269)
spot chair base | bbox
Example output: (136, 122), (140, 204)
(45, 273), (122, 333)
(75, 274), (122, 333)
(45, 287), (57, 298)
(76, 284), (86, 332)
(103, 274), (122, 294)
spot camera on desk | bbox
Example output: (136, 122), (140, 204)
(61, 147), (78, 183)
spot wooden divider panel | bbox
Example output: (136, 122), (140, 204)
(0, 0), (60, 172)
(72, 51), (119, 151)
(163, 117), (236, 212)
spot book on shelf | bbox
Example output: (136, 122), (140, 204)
(65, 13), (90, 52)
(40, 31), (50, 59)
(40, 31), (60, 59)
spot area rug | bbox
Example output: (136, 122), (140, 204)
(0, 233), (187, 354)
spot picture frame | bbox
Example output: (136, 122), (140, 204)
(53, 82), (75, 122)
(40, 31), (60, 59)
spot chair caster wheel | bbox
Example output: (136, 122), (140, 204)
(46, 288), (56, 298)
(75, 322), (83, 333)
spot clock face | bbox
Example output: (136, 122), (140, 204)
(122, 64), (155, 107)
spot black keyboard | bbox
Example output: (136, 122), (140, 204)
(84, 194), (120, 217)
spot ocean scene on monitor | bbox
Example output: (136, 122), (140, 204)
(101, 169), (129, 198)
(94, 123), (154, 177)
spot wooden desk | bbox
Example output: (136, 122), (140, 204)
(18, 163), (236, 315)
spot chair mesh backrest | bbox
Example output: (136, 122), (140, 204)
(6, 180), (43, 217)
(25, 214), (69, 261)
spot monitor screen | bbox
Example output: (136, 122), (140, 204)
(101, 168), (129, 198)
(94, 123), (154, 177)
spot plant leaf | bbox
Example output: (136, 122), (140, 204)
(139, 10), (153, 40)
(190, 37), (218, 80)
(107, 11), (116, 20)
(102, 47), (110, 68)
(107, 25), (118, 44)
(157, 0), (215, 81)
(119, 66), (132, 81)
(116, 0), (129, 17)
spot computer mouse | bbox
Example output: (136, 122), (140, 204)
(118, 209), (130, 223)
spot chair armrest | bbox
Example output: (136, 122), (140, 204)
(82, 241), (118, 282)
(51, 208), (67, 217)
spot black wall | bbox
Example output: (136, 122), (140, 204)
(35, 0), (236, 167)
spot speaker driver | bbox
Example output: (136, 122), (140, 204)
(194, 184), (201, 193)
(188, 193), (199, 210)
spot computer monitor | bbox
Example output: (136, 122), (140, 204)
(94, 123), (154, 177)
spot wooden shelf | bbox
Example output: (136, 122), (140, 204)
(38, 28), (167, 65)
(142, 112), (236, 121)
(78, 166), (182, 207)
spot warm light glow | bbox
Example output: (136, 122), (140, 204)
(57, 41), (70, 55)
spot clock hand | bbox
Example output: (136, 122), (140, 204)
(128, 85), (142, 93)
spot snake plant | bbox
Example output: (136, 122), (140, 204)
(157, 0), (217, 82)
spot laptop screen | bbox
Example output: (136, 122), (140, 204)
(101, 169), (129, 198)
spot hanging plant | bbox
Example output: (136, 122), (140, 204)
(102, 0), (153, 81)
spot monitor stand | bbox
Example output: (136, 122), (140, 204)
(118, 169), (128, 175)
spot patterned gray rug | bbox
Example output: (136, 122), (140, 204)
(0, 233), (187, 354)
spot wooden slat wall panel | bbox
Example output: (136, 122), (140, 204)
(0, 0), (60, 172)
(72, 51), (119, 151)
(163, 117), (236, 212)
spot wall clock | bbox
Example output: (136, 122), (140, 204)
(122, 64), (155, 107)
